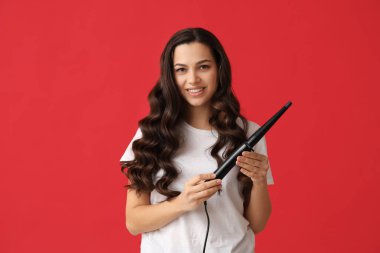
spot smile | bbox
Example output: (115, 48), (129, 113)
(186, 87), (206, 96)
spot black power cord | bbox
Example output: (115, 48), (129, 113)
(203, 201), (210, 253)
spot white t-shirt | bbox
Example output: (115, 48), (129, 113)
(120, 120), (274, 253)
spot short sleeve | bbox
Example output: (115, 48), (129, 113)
(247, 121), (274, 185)
(120, 128), (143, 162)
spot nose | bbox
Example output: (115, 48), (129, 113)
(187, 69), (200, 85)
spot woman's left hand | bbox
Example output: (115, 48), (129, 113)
(236, 151), (269, 184)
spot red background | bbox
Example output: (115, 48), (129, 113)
(1, 0), (379, 252)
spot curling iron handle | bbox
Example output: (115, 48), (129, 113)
(214, 143), (253, 180)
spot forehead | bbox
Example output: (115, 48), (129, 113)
(173, 42), (214, 64)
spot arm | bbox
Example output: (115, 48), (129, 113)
(125, 173), (222, 235)
(244, 180), (272, 233)
(236, 151), (272, 234)
(126, 189), (185, 235)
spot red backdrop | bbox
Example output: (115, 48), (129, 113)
(1, 0), (379, 252)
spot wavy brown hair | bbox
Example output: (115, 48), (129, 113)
(121, 27), (254, 208)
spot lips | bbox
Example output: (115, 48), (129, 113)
(186, 87), (206, 96)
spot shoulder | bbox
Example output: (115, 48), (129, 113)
(125, 127), (143, 145)
(236, 116), (261, 137)
(132, 127), (143, 140)
(120, 128), (143, 162)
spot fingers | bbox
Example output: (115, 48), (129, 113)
(193, 184), (222, 201)
(240, 168), (255, 178)
(187, 173), (216, 186)
(236, 151), (268, 169)
(241, 151), (268, 162)
(236, 151), (269, 182)
(240, 167), (266, 178)
(236, 157), (263, 168)
(184, 173), (222, 203)
(191, 178), (222, 193)
(178, 173), (221, 211)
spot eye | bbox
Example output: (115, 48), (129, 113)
(200, 65), (210, 70)
(175, 68), (186, 73)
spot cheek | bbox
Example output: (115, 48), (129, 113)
(175, 77), (187, 96)
(208, 72), (218, 91)
(175, 75), (185, 87)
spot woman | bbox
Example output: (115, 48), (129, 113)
(120, 27), (274, 253)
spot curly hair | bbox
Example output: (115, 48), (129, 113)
(121, 27), (254, 208)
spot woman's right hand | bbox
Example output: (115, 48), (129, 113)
(126, 173), (222, 235)
(172, 173), (222, 212)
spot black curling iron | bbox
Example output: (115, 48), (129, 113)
(213, 101), (292, 180)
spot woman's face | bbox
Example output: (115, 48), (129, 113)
(173, 42), (218, 111)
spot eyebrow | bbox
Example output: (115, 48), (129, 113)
(174, 59), (212, 67)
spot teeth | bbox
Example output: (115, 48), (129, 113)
(188, 88), (204, 92)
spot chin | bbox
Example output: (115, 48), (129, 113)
(186, 100), (209, 108)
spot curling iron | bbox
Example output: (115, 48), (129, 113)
(213, 101), (292, 180)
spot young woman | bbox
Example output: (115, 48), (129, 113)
(120, 27), (274, 253)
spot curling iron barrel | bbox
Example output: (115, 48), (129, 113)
(213, 101), (292, 180)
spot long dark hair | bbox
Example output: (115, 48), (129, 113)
(121, 27), (253, 208)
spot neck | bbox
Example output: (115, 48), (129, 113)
(185, 104), (212, 130)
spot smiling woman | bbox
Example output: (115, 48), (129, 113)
(120, 27), (274, 253)
(173, 42), (218, 129)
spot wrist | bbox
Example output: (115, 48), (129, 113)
(252, 178), (268, 188)
(167, 196), (188, 214)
